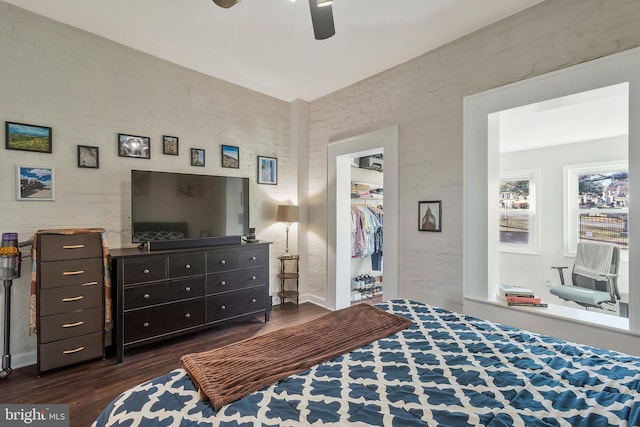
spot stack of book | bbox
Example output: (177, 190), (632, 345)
(498, 284), (548, 307)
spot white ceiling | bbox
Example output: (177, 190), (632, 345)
(3, 0), (542, 101)
(499, 83), (629, 153)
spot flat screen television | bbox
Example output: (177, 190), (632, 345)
(131, 170), (249, 248)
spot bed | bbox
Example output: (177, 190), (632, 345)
(93, 299), (640, 426)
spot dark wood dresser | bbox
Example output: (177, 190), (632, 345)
(111, 241), (271, 362)
(36, 231), (105, 374)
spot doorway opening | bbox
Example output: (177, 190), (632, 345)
(327, 126), (399, 310)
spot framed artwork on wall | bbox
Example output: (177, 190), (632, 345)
(16, 165), (55, 201)
(6, 121), (52, 153)
(221, 144), (239, 168)
(118, 133), (150, 159)
(163, 135), (179, 155)
(77, 145), (99, 169)
(418, 200), (442, 232)
(257, 156), (277, 185)
(191, 148), (205, 167)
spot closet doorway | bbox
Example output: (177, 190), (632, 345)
(327, 126), (399, 310)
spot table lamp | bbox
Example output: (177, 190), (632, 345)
(276, 204), (299, 254)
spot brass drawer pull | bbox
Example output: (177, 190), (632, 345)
(220, 260), (226, 265)
(143, 322), (150, 328)
(63, 270), (85, 276)
(251, 298), (256, 303)
(62, 244), (85, 249)
(250, 256), (257, 261)
(185, 264), (191, 269)
(63, 346), (85, 355)
(220, 305), (226, 310)
(185, 287), (191, 292)
(185, 313), (191, 319)
(143, 269), (150, 274)
(81, 281), (99, 287)
(251, 276), (257, 280)
(62, 296), (84, 302)
(220, 281), (226, 286)
(62, 321), (84, 328)
(143, 293), (150, 299)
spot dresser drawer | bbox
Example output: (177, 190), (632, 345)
(122, 256), (166, 285)
(39, 282), (102, 316)
(207, 287), (266, 323)
(39, 306), (103, 344)
(39, 258), (103, 289)
(206, 250), (237, 273)
(169, 253), (205, 278)
(39, 332), (103, 372)
(237, 247), (267, 269)
(38, 233), (102, 262)
(124, 277), (205, 310)
(124, 299), (204, 343)
(207, 267), (265, 295)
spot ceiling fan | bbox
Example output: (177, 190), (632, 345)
(212, 0), (336, 40)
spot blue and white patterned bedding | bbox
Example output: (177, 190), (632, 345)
(93, 300), (640, 426)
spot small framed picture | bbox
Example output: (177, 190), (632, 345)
(6, 121), (52, 153)
(163, 135), (179, 155)
(257, 156), (278, 185)
(118, 133), (150, 159)
(17, 166), (55, 201)
(77, 145), (99, 169)
(221, 144), (239, 168)
(418, 200), (442, 232)
(191, 148), (205, 167)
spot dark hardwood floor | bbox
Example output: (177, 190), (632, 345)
(1, 302), (329, 427)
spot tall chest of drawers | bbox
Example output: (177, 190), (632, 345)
(111, 242), (271, 363)
(36, 231), (105, 374)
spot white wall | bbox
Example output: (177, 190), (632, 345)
(308, 0), (640, 317)
(0, 2), (295, 367)
(500, 136), (629, 304)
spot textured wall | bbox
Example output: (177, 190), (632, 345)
(306, 0), (640, 313)
(0, 2), (291, 361)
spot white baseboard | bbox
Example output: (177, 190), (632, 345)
(10, 351), (36, 369)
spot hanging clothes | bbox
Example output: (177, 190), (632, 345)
(350, 204), (383, 265)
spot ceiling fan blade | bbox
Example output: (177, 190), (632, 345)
(212, 0), (241, 8)
(308, 0), (335, 40)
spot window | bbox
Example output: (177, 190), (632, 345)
(499, 170), (538, 253)
(565, 162), (628, 255)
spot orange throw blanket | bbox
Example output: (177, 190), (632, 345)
(181, 303), (412, 410)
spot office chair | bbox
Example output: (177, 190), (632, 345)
(549, 241), (620, 310)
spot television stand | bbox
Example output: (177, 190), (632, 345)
(110, 241), (271, 363)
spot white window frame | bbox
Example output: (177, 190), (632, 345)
(499, 169), (539, 254)
(564, 160), (628, 257)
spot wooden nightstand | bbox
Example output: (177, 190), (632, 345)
(277, 254), (299, 307)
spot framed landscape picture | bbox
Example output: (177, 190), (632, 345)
(6, 122), (52, 153)
(163, 135), (179, 155)
(257, 156), (277, 185)
(118, 133), (150, 159)
(17, 165), (55, 201)
(77, 145), (99, 169)
(221, 144), (239, 168)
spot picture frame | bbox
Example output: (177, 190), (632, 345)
(163, 135), (179, 155)
(191, 148), (205, 167)
(77, 145), (99, 169)
(6, 121), (52, 153)
(418, 200), (442, 232)
(221, 144), (239, 168)
(118, 133), (150, 159)
(17, 165), (55, 201)
(257, 156), (278, 185)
